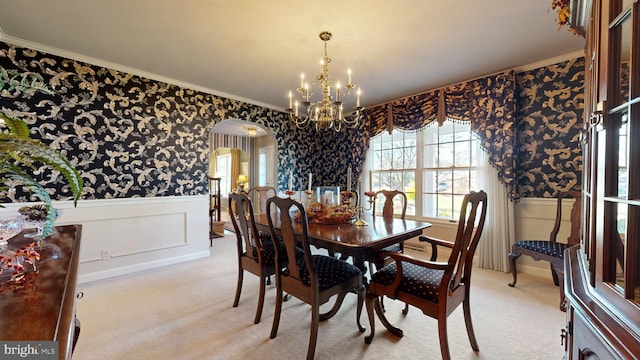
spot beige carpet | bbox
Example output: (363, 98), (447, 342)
(73, 232), (566, 360)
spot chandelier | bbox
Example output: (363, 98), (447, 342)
(286, 31), (364, 131)
(245, 126), (257, 137)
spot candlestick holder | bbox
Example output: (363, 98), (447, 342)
(353, 192), (377, 226)
(352, 204), (368, 226)
(284, 190), (296, 199)
(362, 191), (377, 211)
(302, 190), (313, 206)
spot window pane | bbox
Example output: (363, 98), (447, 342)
(614, 202), (627, 291)
(405, 133), (417, 147)
(423, 170), (437, 193)
(617, 112), (629, 198)
(424, 144), (438, 167)
(380, 150), (392, 169)
(422, 193), (437, 218)
(392, 148), (404, 168)
(471, 137), (479, 165)
(437, 169), (452, 193)
(454, 140), (471, 167)
(423, 125), (438, 145)
(613, 14), (631, 106)
(454, 122), (471, 141)
(438, 142), (454, 167)
(453, 170), (471, 194)
(437, 193), (454, 219)
(403, 171), (416, 216)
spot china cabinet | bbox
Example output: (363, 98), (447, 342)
(563, 0), (640, 358)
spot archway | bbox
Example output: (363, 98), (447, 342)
(209, 119), (277, 232)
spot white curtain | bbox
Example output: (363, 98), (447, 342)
(477, 153), (515, 272)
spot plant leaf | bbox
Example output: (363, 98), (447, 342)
(0, 163), (55, 238)
(0, 112), (31, 138)
(0, 134), (83, 205)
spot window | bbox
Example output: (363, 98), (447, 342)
(422, 121), (480, 220)
(258, 146), (275, 186)
(217, 153), (232, 195)
(369, 131), (416, 216)
(366, 121), (481, 221)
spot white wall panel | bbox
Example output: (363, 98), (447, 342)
(0, 196), (211, 284)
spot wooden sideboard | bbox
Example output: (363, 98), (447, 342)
(0, 224), (82, 360)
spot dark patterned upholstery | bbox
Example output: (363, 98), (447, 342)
(293, 255), (362, 291)
(512, 240), (567, 258)
(371, 262), (445, 303)
(249, 231), (297, 265)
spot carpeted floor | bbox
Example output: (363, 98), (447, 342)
(73, 232), (566, 359)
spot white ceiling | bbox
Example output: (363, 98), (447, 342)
(0, 0), (585, 114)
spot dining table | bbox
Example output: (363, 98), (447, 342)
(255, 211), (431, 321)
(255, 212), (431, 277)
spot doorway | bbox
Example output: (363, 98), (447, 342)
(209, 119), (277, 227)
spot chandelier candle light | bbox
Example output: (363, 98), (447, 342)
(287, 31), (364, 131)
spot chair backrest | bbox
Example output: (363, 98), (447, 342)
(266, 196), (314, 287)
(373, 190), (407, 219)
(247, 186), (277, 215)
(549, 190), (582, 246)
(229, 192), (262, 261)
(445, 190), (487, 292)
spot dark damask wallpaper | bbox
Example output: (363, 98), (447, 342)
(0, 42), (367, 201)
(1, 41), (583, 202)
(516, 57), (584, 197)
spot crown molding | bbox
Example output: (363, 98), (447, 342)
(513, 50), (586, 73)
(0, 34), (281, 112)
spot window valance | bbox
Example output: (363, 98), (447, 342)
(365, 70), (518, 200)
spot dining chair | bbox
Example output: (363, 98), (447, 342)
(364, 190), (487, 360)
(266, 196), (366, 360)
(245, 186), (278, 284)
(228, 192), (281, 324)
(367, 189), (408, 272)
(366, 189), (409, 312)
(247, 186), (277, 215)
(508, 190), (581, 311)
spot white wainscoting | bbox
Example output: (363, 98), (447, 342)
(0, 196), (211, 284)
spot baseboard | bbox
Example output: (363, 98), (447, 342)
(78, 250), (211, 284)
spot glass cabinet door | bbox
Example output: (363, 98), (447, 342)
(601, 0), (639, 305)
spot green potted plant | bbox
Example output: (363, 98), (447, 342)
(0, 69), (83, 239)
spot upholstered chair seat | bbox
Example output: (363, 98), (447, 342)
(511, 240), (566, 258)
(294, 255), (363, 291)
(370, 262), (445, 303)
